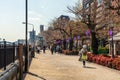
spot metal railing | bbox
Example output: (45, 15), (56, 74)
(0, 41), (33, 80)
(0, 41), (18, 70)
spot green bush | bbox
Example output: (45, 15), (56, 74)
(98, 46), (109, 54)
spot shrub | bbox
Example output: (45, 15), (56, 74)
(87, 53), (120, 70)
(112, 58), (120, 70)
(62, 50), (69, 54)
(65, 50), (79, 55)
(98, 47), (109, 55)
(87, 52), (95, 62)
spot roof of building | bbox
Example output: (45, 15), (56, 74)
(109, 32), (120, 41)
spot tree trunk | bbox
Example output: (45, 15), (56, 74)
(69, 38), (73, 51)
(91, 31), (98, 54)
(63, 39), (66, 50)
(82, 38), (85, 45)
(69, 26), (73, 51)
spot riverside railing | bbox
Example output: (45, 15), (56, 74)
(0, 41), (18, 70)
(0, 40), (33, 80)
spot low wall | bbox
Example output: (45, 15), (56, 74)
(0, 44), (33, 80)
(0, 62), (20, 80)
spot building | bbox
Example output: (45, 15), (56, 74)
(82, 0), (120, 55)
(82, 0), (104, 28)
(82, 0), (112, 39)
(57, 15), (70, 38)
(36, 34), (47, 47)
(82, 0), (94, 9)
(29, 29), (36, 46)
(14, 39), (26, 45)
(48, 26), (53, 30)
(83, 0), (120, 29)
(40, 25), (44, 33)
(58, 15), (70, 23)
(109, 32), (120, 55)
(35, 35), (43, 47)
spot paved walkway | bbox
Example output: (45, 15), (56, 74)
(24, 50), (120, 80)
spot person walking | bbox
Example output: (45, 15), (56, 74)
(37, 46), (40, 53)
(43, 46), (46, 53)
(53, 44), (56, 54)
(51, 45), (54, 55)
(79, 44), (88, 67)
(56, 45), (60, 53)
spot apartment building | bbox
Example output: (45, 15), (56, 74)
(82, 0), (120, 38)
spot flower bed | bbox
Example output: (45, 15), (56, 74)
(87, 53), (120, 70)
(112, 58), (120, 70)
(62, 50), (79, 55)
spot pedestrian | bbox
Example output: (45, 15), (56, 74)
(78, 50), (82, 61)
(31, 47), (35, 57)
(43, 46), (46, 53)
(37, 46), (40, 53)
(56, 45), (60, 53)
(78, 44), (88, 67)
(51, 45), (54, 55)
(53, 44), (56, 54)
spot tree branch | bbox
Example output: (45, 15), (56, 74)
(54, 28), (70, 36)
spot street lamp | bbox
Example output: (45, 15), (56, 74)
(22, 22), (34, 29)
(110, 20), (114, 58)
(24, 0), (28, 72)
(22, 22), (35, 58)
(22, 22), (35, 47)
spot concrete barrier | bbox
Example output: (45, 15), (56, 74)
(0, 63), (19, 80)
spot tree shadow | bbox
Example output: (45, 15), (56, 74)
(84, 66), (96, 69)
(27, 72), (46, 80)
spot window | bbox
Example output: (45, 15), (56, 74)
(86, 4), (89, 8)
(98, 0), (102, 5)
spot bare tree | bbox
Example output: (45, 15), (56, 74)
(51, 16), (88, 50)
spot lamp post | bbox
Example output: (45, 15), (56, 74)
(23, 22), (35, 58)
(24, 0), (28, 72)
(110, 20), (114, 58)
(23, 22), (35, 46)
(22, 22), (34, 29)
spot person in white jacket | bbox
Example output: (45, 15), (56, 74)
(78, 44), (88, 67)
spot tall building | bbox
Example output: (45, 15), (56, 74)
(82, 0), (119, 28)
(82, 0), (120, 46)
(29, 29), (36, 45)
(40, 25), (44, 33)
(82, 0), (110, 39)
(82, 0), (106, 29)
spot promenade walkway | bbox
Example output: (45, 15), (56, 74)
(24, 50), (120, 80)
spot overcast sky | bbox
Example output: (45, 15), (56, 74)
(0, 0), (81, 42)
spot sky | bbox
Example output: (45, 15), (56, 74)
(0, 0), (79, 42)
